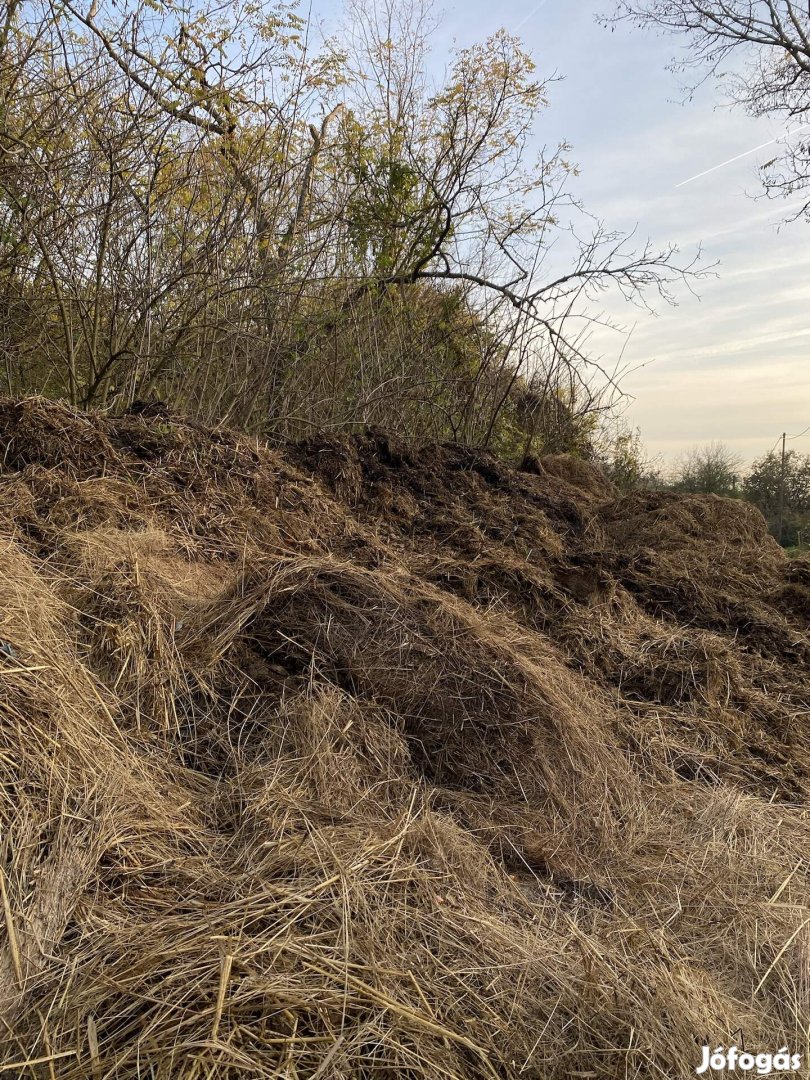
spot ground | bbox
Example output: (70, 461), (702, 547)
(0, 398), (807, 1078)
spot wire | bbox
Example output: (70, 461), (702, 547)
(761, 427), (808, 459)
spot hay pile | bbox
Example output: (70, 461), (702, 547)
(0, 398), (807, 1078)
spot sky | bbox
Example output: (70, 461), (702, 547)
(436, 0), (810, 465)
(323, 0), (810, 465)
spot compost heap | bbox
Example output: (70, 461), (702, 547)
(0, 397), (807, 1079)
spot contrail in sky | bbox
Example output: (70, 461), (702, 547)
(514, 0), (550, 34)
(676, 124), (810, 188)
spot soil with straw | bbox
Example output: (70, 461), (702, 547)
(0, 398), (807, 1078)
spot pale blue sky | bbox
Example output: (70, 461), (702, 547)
(323, 0), (810, 464)
(443, 1), (810, 464)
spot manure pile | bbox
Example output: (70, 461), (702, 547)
(0, 397), (807, 1078)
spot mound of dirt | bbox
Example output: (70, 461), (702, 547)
(0, 399), (807, 1079)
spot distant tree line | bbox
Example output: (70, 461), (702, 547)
(606, 440), (810, 549)
(745, 449), (810, 548)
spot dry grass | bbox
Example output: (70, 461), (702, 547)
(0, 398), (807, 1077)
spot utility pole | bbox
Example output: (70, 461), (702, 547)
(777, 432), (786, 545)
